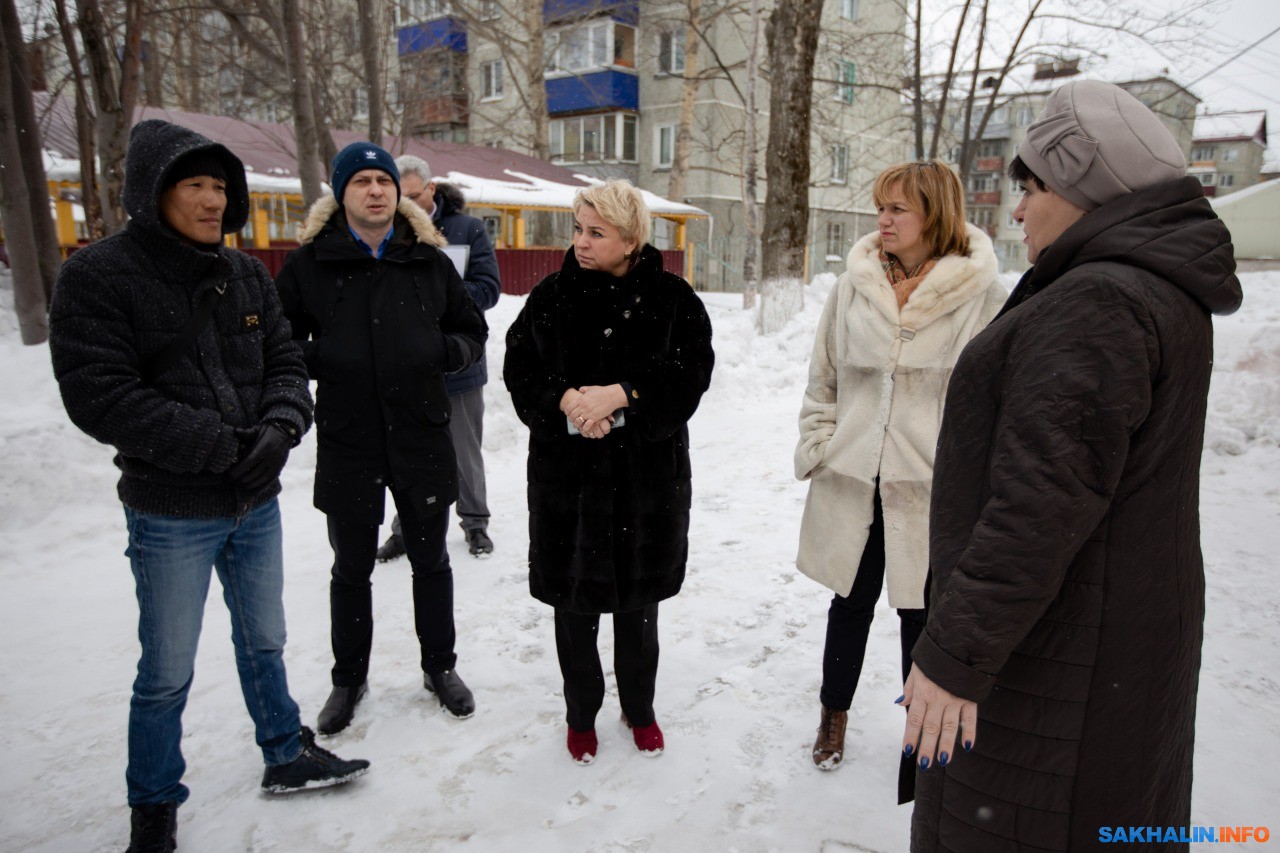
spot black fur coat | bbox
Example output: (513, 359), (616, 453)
(504, 246), (714, 614)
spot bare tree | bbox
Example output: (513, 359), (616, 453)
(52, 0), (103, 240)
(740, 0), (761, 308)
(281, 0), (324, 204)
(1, 0), (60, 343)
(666, 0), (702, 203)
(758, 0), (825, 331)
(357, 0), (384, 145)
(76, 0), (142, 233)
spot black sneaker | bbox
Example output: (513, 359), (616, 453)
(376, 533), (406, 562)
(467, 529), (494, 556)
(261, 727), (370, 794)
(424, 669), (476, 718)
(125, 802), (177, 853)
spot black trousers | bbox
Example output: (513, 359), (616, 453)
(554, 604), (659, 732)
(328, 490), (456, 686)
(819, 487), (925, 712)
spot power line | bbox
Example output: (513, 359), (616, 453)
(1185, 23), (1280, 88)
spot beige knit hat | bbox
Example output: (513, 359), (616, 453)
(1018, 80), (1185, 211)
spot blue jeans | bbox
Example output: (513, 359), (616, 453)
(123, 499), (302, 806)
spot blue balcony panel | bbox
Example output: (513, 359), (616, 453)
(546, 70), (639, 115)
(398, 19), (467, 56)
(544, 0), (638, 25)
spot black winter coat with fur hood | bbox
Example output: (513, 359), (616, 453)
(276, 196), (487, 523)
(504, 246), (714, 614)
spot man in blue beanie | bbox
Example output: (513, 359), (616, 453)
(276, 142), (488, 734)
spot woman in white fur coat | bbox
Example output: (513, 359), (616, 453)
(795, 161), (1004, 789)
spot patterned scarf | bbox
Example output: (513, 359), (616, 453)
(879, 250), (939, 309)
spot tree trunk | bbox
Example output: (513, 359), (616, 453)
(357, 0), (383, 145)
(77, 0), (142, 234)
(54, 0), (103, 241)
(741, 0), (762, 309)
(281, 0), (323, 205)
(759, 0), (824, 332)
(3, 0), (61, 307)
(525, 0), (550, 160)
(0, 1), (51, 344)
(667, 0), (701, 203)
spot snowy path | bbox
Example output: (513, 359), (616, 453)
(1, 273), (1276, 852)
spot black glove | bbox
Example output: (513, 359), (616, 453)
(227, 421), (294, 492)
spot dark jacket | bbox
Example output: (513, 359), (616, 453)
(49, 120), (313, 519)
(275, 195), (487, 524)
(504, 246), (714, 613)
(910, 177), (1243, 852)
(433, 182), (501, 396)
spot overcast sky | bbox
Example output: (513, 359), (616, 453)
(1181, 0), (1280, 123)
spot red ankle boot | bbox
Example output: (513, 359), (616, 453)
(623, 715), (664, 756)
(566, 726), (598, 764)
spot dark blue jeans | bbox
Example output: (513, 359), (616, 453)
(123, 499), (302, 806)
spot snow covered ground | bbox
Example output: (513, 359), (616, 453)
(1, 267), (1277, 852)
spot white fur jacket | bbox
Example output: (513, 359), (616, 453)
(795, 224), (1006, 605)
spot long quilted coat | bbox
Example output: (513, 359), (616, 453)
(504, 246), (714, 614)
(910, 176), (1243, 851)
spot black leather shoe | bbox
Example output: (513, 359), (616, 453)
(125, 802), (177, 853)
(424, 669), (475, 718)
(376, 533), (406, 562)
(317, 682), (368, 735)
(467, 529), (494, 556)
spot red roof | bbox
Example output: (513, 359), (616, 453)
(33, 93), (590, 188)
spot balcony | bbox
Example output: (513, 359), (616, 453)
(974, 156), (1004, 173)
(544, 0), (638, 25)
(405, 94), (469, 130)
(398, 18), (467, 55)
(969, 191), (1001, 206)
(546, 70), (638, 114)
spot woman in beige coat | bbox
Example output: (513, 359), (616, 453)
(795, 161), (1004, 789)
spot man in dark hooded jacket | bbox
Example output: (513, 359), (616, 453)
(275, 142), (487, 735)
(901, 81), (1244, 851)
(374, 153), (502, 560)
(49, 119), (369, 853)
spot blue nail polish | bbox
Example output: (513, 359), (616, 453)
(903, 744), (914, 758)
(919, 756), (930, 769)
(939, 751), (949, 766)
(894, 695), (904, 704)
(963, 740), (973, 752)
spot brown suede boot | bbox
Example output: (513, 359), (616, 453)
(812, 705), (848, 770)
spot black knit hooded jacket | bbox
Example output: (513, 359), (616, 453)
(49, 120), (313, 518)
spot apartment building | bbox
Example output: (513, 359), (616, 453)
(933, 63), (1200, 271)
(1189, 111), (1269, 198)
(393, 0), (909, 285)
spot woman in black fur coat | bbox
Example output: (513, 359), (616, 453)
(504, 180), (714, 765)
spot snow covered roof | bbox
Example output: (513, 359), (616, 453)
(1209, 175), (1280, 208)
(31, 92), (706, 219)
(1194, 111), (1268, 144)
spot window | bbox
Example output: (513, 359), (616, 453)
(826, 221), (845, 258)
(968, 175), (996, 193)
(479, 0), (499, 20)
(977, 140), (1003, 159)
(547, 20), (635, 74)
(658, 30), (685, 74)
(831, 144), (848, 184)
(656, 124), (676, 168)
(839, 0), (859, 20)
(1222, 147), (1239, 162)
(482, 60), (503, 100)
(1015, 106), (1036, 126)
(1190, 145), (1216, 162)
(550, 113), (638, 162)
(1007, 210), (1020, 227)
(482, 216), (500, 244)
(1196, 172), (1214, 186)
(353, 88), (369, 119)
(1218, 174), (1235, 188)
(398, 0), (448, 26)
(949, 145), (963, 164)
(834, 61), (856, 104)
(968, 208), (995, 227)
